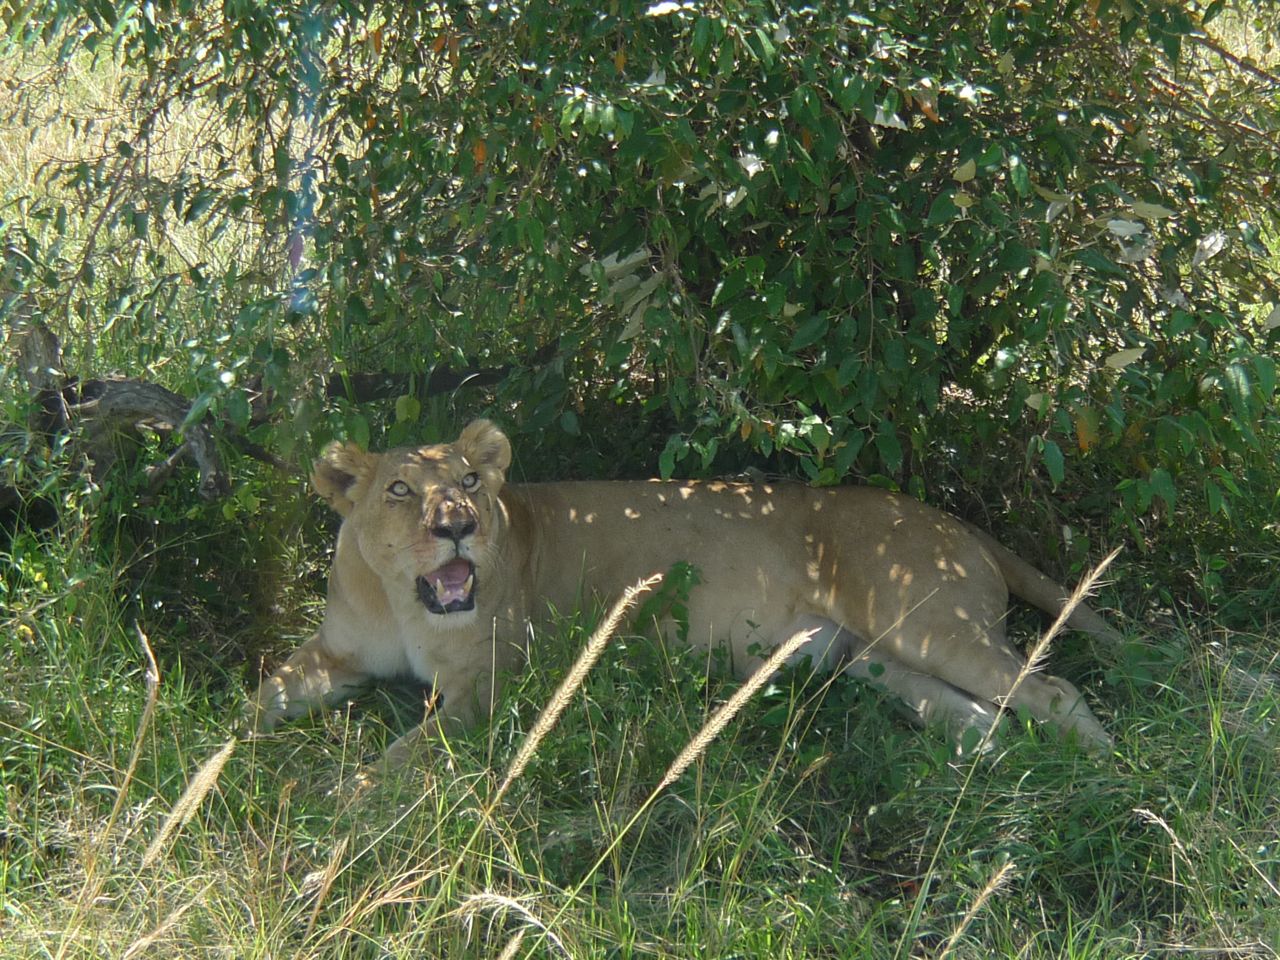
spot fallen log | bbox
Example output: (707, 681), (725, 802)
(6, 315), (555, 506)
(7, 292), (230, 501)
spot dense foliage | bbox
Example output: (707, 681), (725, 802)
(3, 1), (1278, 502)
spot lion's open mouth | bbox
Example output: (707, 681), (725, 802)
(416, 558), (477, 614)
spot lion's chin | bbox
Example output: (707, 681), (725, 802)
(416, 558), (477, 615)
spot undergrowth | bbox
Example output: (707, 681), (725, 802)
(2, 499), (1278, 959)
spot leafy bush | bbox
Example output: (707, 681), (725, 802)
(4, 1), (1277, 507)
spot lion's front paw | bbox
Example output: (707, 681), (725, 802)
(326, 754), (440, 803)
(241, 680), (288, 738)
(326, 766), (381, 803)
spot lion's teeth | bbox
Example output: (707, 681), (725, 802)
(462, 573), (474, 594)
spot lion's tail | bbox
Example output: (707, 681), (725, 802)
(967, 525), (1123, 644)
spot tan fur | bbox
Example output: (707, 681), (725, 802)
(250, 420), (1117, 760)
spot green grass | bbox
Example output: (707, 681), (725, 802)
(3, 511), (1279, 959)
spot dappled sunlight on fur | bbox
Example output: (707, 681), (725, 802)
(249, 420), (1122, 772)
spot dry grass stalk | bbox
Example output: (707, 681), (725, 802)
(120, 881), (214, 960)
(140, 735), (237, 869)
(525, 623), (823, 954)
(344, 577), (663, 941)
(936, 860), (1017, 959)
(655, 624), (820, 792)
(494, 572), (663, 803)
(902, 548), (1123, 959)
(1023, 545), (1124, 677)
(58, 624), (161, 960)
(495, 929), (527, 960)
(304, 836), (351, 938)
(970, 545), (1123, 749)
(460, 893), (571, 959)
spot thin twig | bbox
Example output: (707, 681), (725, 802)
(1189, 32), (1280, 89)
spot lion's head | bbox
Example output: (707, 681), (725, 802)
(311, 419), (512, 621)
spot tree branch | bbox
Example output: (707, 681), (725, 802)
(68, 378), (231, 500)
(1190, 31), (1280, 90)
(321, 337), (559, 404)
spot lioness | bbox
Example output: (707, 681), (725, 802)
(250, 419), (1117, 761)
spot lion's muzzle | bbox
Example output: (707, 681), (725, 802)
(416, 557), (477, 614)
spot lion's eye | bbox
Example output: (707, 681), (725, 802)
(388, 480), (411, 497)
(460, 471), (480, 491)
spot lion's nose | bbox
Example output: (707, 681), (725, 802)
(429, 504), (477, 544)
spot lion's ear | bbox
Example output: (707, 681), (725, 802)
(312, 442), (378, 516)
(457, 419), (512, 476)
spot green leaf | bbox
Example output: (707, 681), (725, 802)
(988, 10), (1009, 48)
(834, 74), (864, 112)
(1221, 362), (1252, 418)
(225, 389), (252, 430)
(835, 355), (861, 389)
(605, 339), (631, 367)
(658, 434), (686, 479)
(346, 413), (371, 449)
(712, 267), (749, 307)
(1119, 13), (1141, 44)
(180, 391), (215, 433)
(184, 189), (216, 223)
(1149, 467), (1176, 511)
(1008, 155), (1030, 196)
(874, 420), (902, 473)
(394, 394), (420, 423)
(834, 431), (864, 475)
(802, 418), (830, 457)
(788, 315), (828, 351)
(522, 215), (545, 251)
(1204, 478), (1225, 517)
(1253, 355), (1275, 401)
(760, 703), (792, 729)
(749, 27), (776, 66)
(1041, 438), (1065, 486)
(692, 16), (712, 59)
(1076, 248), (1127, 277)
(926, 191), (958, 225)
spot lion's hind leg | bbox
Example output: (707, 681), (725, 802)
(843, 647), (1003, 752)
(999, 671), (1112, 751)
(774, 616), (1002, 753)
(922, 630), (1113, 752)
